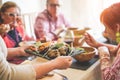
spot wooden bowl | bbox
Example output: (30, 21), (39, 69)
(73, 36), (85, 47)
(73, 47), (96, 62)
(73, 29), (86, 36)
(73, 29), (86, 47)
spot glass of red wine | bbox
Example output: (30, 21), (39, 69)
(63, 30), (74, 47)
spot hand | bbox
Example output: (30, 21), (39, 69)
(52, 56), (72, 69)
(9, 22), (17, 29)
(116, 44), (120, 56)
(17, 46), (32, 57)
(55, 27), (65, 36)
(16, 16), (23, 25)
(0, 24), (10, 36)
(84, 33), (100, 48)
(50, 32), (58, 40)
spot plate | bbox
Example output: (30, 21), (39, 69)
(25, 42), (72, 60)
(25, 42), (51, 57)
(25, 47), (49, 57)
(44, 43), (72, 60)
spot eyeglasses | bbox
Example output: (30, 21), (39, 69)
(49, 3), (60, 7)
(4, 12), (21, 17)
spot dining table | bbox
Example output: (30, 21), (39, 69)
(20, 45), (101, 80)
(20, 42), (102, 80)
(19, 30), (104, 80)
(27, 55), (101, 80)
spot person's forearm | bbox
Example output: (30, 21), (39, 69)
(33, 60), (56, 79)
(7, 47), (21, 59)
(97, 42), (117, 55)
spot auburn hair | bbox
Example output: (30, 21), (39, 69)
(100, 2), (120, 31)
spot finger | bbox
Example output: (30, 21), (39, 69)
(84, 33), (90, 41)
(115, 44), (120, 53)
(85, 33), (92, 41)
(87, 33), (93, 41)
(117, 43), (120, 48)
(66, 56), (72, 62)
(68, 58), (72, 62)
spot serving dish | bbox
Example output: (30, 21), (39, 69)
(44, 43), (71, 59)
(25, 42), (72, 59)
(72, 47), (96, 62)
(25, 41), (52, 57)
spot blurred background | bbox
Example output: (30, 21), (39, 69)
(0, 0), (120, 40)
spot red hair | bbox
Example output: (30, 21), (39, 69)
(100, 2), (120, 31)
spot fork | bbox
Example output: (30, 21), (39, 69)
(53, 71), (68, 80)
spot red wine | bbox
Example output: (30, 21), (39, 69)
(64, 40), (73, 44)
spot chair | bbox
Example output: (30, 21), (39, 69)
(21, 12), (38, 40)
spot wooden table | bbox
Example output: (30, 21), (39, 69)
(30, 56), (101, 80)
(56, 60), (101, 80)
(21, 37), (102, 80)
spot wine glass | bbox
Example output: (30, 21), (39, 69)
(63, 30), (74, 47)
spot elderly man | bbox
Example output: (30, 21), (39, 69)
(34, 0), (72, 41)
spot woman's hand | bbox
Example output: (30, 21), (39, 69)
(0, 24), (10, 36)
(52, 56), (72, 69)
(84, 33), (100, 48)
(9, 16), (23, 29)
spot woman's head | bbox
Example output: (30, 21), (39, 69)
(100, 2), (120, 42)
(0, 1), (21, 24)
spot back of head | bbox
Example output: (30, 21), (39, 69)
(100, 2), (120, 31)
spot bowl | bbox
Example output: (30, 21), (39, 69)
(73, 29), (86, 36)
(73, 30), (86, 47)
(73, 47), (96, 62)
(73, 36), (85, 47)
